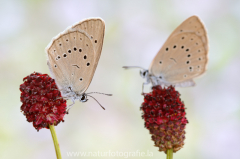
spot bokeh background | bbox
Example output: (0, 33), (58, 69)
(1, 0), (240, 158)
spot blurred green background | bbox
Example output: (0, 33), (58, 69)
(1, 0), (240, 158)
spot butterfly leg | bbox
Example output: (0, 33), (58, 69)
(56, 93), (70, 100)
(142, 81), (150, 94)
(142, 75), (153, 94)
(56, 96), (69, 100)
(66, 99), (75, 113)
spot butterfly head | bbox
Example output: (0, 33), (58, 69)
(123, 66), (149, 79)
(79, 94), (88, 103)
(140, 69), (149, 79)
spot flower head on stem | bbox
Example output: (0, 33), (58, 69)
(20, 72), (67, 131)
(141, 85), (188, 153)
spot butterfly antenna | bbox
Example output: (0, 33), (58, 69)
(86, 92), (112, 96)
(87, 95), (106, 110)
(122, 66), (145, 69)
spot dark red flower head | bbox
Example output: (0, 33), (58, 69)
(141, 85), (188, 153)
(20, 72), (67, 131)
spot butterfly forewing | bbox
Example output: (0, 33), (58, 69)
(168, 16), (208, 47)
(47, 29), (95, 94)
(72, 18), (105, 70)
(149, 16), (208, 86)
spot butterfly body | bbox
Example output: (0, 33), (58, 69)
(46, 18), (105, 109)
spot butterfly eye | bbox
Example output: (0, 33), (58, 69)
(81, 96), (85, 100)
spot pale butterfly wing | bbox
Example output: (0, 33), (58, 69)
(149, 16), (208, 87)
(71, 18), (105, 71)
(46, 29), (96, 95)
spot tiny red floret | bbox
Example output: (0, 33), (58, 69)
(141, 85), (188, 153)
(20, 72), (67, 131)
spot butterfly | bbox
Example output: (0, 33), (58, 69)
(123, 15), (208, 91)
(46, 18), (111, 111)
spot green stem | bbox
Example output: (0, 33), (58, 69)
(49, 124), (62, 159)
(166, 148), (173, 159)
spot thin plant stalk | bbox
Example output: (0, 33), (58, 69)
(49, 124), (62, 159)
(166, 148), (173, 159)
